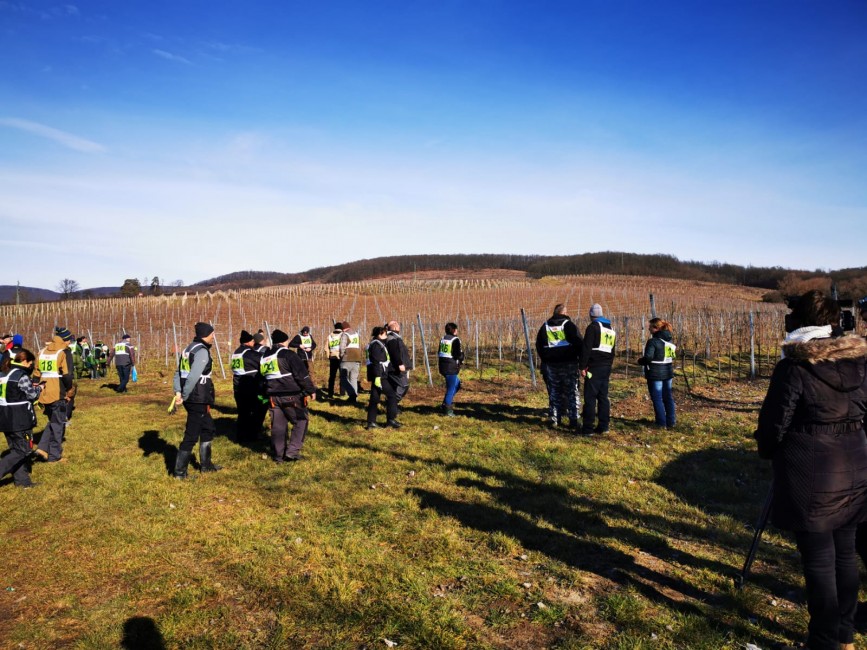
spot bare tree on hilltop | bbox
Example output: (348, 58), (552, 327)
(57, 278), (80, 300)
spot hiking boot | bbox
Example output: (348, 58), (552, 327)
(386, 420), (402, 429)
(173, 449), (193, 479)
(199, 441), (222, 472)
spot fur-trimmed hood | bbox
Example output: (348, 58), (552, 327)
(782, 334), (867, 364)
(783, 335), (867, 393)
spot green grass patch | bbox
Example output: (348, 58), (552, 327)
(0, 369), (836, 648)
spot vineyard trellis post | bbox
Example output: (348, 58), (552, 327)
(210, 320), (227, 379)
(749, 310), (756, 380)
(172, 322), (180, 366)
(649, 293), (657, 319)
(416, 313), (433, 386)
(624, 317), (629, 379)
(520, 308), (537, 388)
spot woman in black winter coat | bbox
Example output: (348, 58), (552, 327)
(755, 290), (867, 650)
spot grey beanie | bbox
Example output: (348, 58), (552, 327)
(589, 304), (603, 318)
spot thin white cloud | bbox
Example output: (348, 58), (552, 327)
(0, 117), (106, 153)
(153, 49), (192, 65)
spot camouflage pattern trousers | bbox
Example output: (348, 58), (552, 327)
(541, 362), (580, 425)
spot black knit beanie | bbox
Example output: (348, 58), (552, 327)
(195, 322), (214, 338)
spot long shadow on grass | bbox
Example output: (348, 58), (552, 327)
(655, 448), (797, 599)
(121, 616), (166, 649)
(139, 430), (177, 476)
(332, 436), (794, 644)
(399, 401), (544, 426)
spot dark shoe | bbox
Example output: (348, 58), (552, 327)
(285, 455), (303, 462)
(444, 409), (455, 417)
(854, 601), (867, 633)
(365, 422), (379, 430)
(15, 482), (37, 489)
(199, 441), (222, 472)
(594, 428), (610, 435)
(386, 420), (402, 429)
(173, 449), (193, 479)
(579, 429), (594, 437)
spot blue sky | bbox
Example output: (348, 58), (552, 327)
(1, 1), (866, 289)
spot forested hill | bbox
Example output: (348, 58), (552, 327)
(194, 252), (867, 299)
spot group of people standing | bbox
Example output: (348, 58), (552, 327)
(535, 303), (676, 435)
(169, 318), (461, 477)
(0, 326), (141, 488)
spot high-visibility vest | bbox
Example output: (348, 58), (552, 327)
(592, 323), (617, 354)
(260, 349), (293, 380)
(0, 366), (37, 431)
(438, 335), (460, 358)
(114, 342), (130, 358)
(300, 335), (313, 348)
(179, 342), (211, 382)
(230, 348), (257, 375)
(652, 340), (677, 364)
(365, 339), (390, 370)
(327, 333), (342, 358)
(343, 331), (361, 349)
(544, 322), (571, 348)
(37, 350), (61, 378)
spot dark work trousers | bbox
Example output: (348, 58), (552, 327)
(794, 524), (859, 650)
(541, 362), (579, 425)
(388, 373), (409, 403)
(179, 402), (215, 452)
(270, 395), (309, 461)
(367, 378), (398, 424)
(581, 365), (612, 434)
(37, 400), (67, 461)
(0, 429), (34, 486)
(233, 388), (259, 442)
(117, 365), (131, 392)
(855, 521), (867, 574)
(328, 358), (342, 396)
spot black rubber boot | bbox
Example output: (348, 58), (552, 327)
(173, 449), (192, 479)
(199, 441), (222, 472)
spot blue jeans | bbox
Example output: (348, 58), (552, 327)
(646, 378), (675, 427)
(443, 374), (461, 406)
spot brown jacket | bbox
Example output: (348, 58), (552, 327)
(33, 336), (73, 405)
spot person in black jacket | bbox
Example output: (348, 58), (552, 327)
(289, 326), (317, 378)
(0, 349), (43, 488)
(535, 304), (582, 430)
(172, 322), (222, 478)
(438, 322), (464, 417)
(637, 318), (676, 428)
(385, 321), (412, 406)
(755, 290), (867, 650)
(261, 329), (317, 462)
(365, 327), (399, 429)
(580, 304), (615, 435)
(230, 330), (262, 443)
